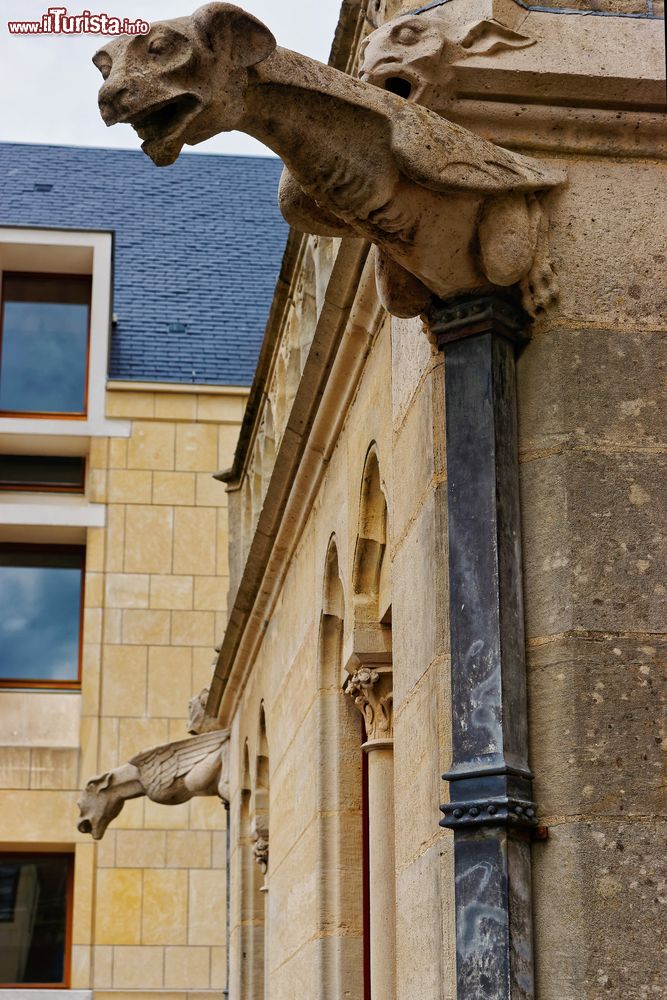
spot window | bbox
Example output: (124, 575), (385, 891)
(0, 854), (73, 986)
(0, 272), (91, 417)
(0, 544), (84, 687)
(0, 455), (85, 492)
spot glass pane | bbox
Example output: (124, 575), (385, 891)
(0, 455), (85, 491)
(0, 274), (90, 415)
(0, 548), (83, 683)
(0, 856), (70, 985)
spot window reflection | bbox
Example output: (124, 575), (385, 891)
(0, 273), (91, 415)
(0, 855), (72, 985)
(0, 546), (84, 685)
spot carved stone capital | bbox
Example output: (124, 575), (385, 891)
(344, 664), (393, 745)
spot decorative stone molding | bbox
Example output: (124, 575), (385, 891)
(93, 1), (566, 321)
(344, 665), (393, 745)
(251, 818), (269, 874)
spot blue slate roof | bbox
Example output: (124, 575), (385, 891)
(0, 142), (288, 386)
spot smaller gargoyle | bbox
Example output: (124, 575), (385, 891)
(77, 723), (229, 840)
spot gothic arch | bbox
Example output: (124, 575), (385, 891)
(352, 444), (390, 624)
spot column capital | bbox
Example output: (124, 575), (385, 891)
(425, 289), (531, 353)
(344, 663), (393, 746)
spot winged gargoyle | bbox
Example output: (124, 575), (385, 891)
(92, 2), (566, 318)
(77, 702), (229, 839)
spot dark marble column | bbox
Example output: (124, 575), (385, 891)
(427, 291), (538, 1000)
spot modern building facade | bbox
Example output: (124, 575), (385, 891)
(0, 142), (286, 994)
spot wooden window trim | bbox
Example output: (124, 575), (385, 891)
(0, 542), (85, 690)
(0, 851), (74, 988)
(0, 271), (92, 420)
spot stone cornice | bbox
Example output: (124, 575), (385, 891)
(207, 240), (384, 722)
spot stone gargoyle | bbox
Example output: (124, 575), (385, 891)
(77, 691), (229, 840)
(93, 2), (566, 318)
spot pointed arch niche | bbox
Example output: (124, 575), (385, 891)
(239, 742), (265, 1000)
(345, 444), (395, 1000)
(316, 536), (365, 1000)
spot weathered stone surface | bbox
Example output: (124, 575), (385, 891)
(548, 158), (667, 331)
(518, 326), (667, 456)
(529, 636), (667, 819)
(521, 451), (667, 636)
(393, 661), (450, 870)
(396, 839), (455, 1000)
(392, 483), (449, 710)
(392, 360), (446, 545)
(533, 819), (667, 999)
(94, 3), (565, 318)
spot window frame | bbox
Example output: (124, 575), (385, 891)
(0, 541), (86, 690)
(0, 455), (86, 494)
(0, 270), (93, 420)
(0, 851), (74, 988)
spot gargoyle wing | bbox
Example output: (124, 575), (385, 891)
(130, 729), (229, 799)
(390, 103), (566, 195)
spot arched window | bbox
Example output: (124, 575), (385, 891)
(316, 537), (365, 1000)
(352, 445), (390, 625)
(346, 445), (395, 1000)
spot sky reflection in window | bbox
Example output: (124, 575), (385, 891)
(0, 274), (90, 414)
(0, 548), (83, 683)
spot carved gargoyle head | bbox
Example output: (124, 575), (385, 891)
(360, 8), (535, 108)
(77, 772), (124, 840)
(93, 3), (276, 166)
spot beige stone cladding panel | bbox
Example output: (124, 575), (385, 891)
(83, 388), (242, 991)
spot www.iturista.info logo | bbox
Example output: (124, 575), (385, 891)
(7, 6), (150, 34)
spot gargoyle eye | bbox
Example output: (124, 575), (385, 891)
(148, 35), (171, 56)
(393, 24), (422, 45)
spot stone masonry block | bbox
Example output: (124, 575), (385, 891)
(392, 482), (449, 710)
(173, 507), (217, 576)
(521, 451), (666, 636)
(142, 868), (188, 945)
(518, 326), (667, 456)
(393, 663), (450, 870)
(533, 819), (667, 999)
(175, 424), (218, 472)
(392, 359), (445, 546)
(529, 636), (666, 819)
(153, 471), (197, 506)
(95, 868), (143, 945)
(124, 505), (174, 574)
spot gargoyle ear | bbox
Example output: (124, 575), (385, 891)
(459, 19), (535, 56)
(87, 772), (112, 792)
(193, 2), (276, 68)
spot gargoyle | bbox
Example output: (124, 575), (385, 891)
(93, 2), (566, 318)
(77, 726), (230, 839)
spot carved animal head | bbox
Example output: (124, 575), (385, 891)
(77, 772), (125, 840)
(360, 9), (535, 107)
(93, 3), (276, 166)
